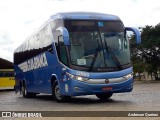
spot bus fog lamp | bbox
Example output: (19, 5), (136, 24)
(74, 86), (79, 91)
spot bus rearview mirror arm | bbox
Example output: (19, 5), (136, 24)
(56, 27), (70, 45)
(125, 27), (141, 44)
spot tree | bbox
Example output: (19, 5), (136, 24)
(132, 55), (146, 80)
(130, 23), (160, 80)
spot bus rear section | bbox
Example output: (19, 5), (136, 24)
(14, 12), (141, 102)
(0, 69), (15, 90)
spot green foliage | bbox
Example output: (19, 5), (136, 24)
(131, 23), (160, 80)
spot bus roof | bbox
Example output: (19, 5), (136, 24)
(0, 58), (13, 69)
(50, 12), (121, 21)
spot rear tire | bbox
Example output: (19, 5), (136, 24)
(52, 82), (71, 102)
(22, 82), (36, 98)
(96, 93), (113, 100)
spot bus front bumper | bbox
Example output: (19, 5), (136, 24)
(61, 77), (133, 96)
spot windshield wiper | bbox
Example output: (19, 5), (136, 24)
(104, 39), (123, 70)
(88, 48), (99, 71)
(88, 37), (104, 71)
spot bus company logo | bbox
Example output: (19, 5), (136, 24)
(18, 53), (48, 72)
(105, 79), (109, 83)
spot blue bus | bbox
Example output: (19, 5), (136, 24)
(14, 12), (141, 102)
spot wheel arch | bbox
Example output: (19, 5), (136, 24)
(51, 74), (59, 88)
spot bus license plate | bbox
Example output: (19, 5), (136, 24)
(102, 86), (112, 91)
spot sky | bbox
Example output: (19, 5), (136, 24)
(0, 0), (160, 62)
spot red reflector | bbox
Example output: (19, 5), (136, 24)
(102, 86), (112, 91)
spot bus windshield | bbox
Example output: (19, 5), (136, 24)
(64, 20), (131, 72)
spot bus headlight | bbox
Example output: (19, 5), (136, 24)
(124, 73), (133, 79)
(67, 73), (89, 81)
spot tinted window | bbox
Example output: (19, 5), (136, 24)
(14, 23), (53, 64)
(0, 71), (14, 77)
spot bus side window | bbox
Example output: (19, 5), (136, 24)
(0, 72), (3, 77)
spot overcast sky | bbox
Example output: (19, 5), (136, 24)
(0, 0), (160, 62)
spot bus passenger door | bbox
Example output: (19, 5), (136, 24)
(56, 28), (70, 95)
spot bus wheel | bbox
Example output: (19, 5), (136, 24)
(52, 83), (71, 102)
(96, 93), (113, 100)
(22, 83), (36, 98)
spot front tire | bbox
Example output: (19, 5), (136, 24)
(52, 83), (71, 102)
(96, 93), (113, 100)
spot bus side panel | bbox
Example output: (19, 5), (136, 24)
(31, 51), (61, 94)
(25, 71), (36, 92)
(0, 77), (15, 89)
(0, 69), (15, 90)
(14, 50), (62, 94)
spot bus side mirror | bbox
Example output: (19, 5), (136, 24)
(56, 27), (70, 45)
(125, 27), (141, 44)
